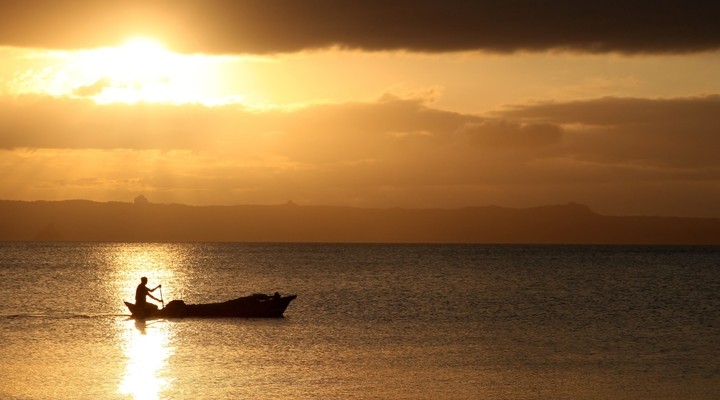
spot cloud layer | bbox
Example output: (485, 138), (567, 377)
(2, 94), (720, 216)
(2, 1), (720, 54)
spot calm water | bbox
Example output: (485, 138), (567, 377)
(0, 242), (718, 399)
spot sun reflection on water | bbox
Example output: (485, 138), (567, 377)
(119, 319), (174, 400)
(107, 244), (185, 398)
(103, 243), (191, 314)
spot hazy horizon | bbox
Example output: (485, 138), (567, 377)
(3, 198), (720, 245)
(0, 196), (704, 218)
(4, 195), (720, 221)
(3, 1), (720, 219)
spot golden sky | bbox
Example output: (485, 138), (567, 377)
(2, 1), (720, 217)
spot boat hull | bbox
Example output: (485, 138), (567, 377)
(124, 294), (297, 319)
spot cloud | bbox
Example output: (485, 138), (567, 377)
(2, 93), (720, 215)
(2, 1), (719, 54)
(3, 94), (720, 171)
(0, 96), (220, 149)
(0, 94), (471, 151)
(459, 121), (564, 149)
(496, 95), (720, 168)
(72, 78), (113, 97)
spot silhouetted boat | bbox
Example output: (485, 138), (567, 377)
(124, 293), (297, 319)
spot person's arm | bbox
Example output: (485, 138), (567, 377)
(148, 293), (161, 302)
(150, 284), (161, 292)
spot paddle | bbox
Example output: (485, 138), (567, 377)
(159, 285), (165, 309)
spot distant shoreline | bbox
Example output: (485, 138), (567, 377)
(2, 199), (719, 245)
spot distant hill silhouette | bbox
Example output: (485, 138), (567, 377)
(1, 199), (719, 244)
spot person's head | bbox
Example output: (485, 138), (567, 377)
(140, 277), (148, 284)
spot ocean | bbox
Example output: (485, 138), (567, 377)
(0, 242), (718, 399)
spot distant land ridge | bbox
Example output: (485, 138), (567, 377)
(1, 199), (719, 244)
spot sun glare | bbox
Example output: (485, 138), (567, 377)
(109, 38), (173, 80)
(82, 37), (208, 104)
(10, 36), (250, 105)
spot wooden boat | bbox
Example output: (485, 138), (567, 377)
(124, 293), (297, 319)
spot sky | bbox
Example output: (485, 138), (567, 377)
(2, 0), (720, 217)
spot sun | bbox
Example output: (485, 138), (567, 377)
(7, 36), (255, 105)
(77, 36), (183, 103)
(120, 37), (169, 57)
(111, 37), (174, 79)
(18, 36), (245, 105)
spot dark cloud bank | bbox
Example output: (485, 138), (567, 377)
(2, 0), (720, 54)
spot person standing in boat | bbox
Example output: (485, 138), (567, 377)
(135, 277), (162, 306)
